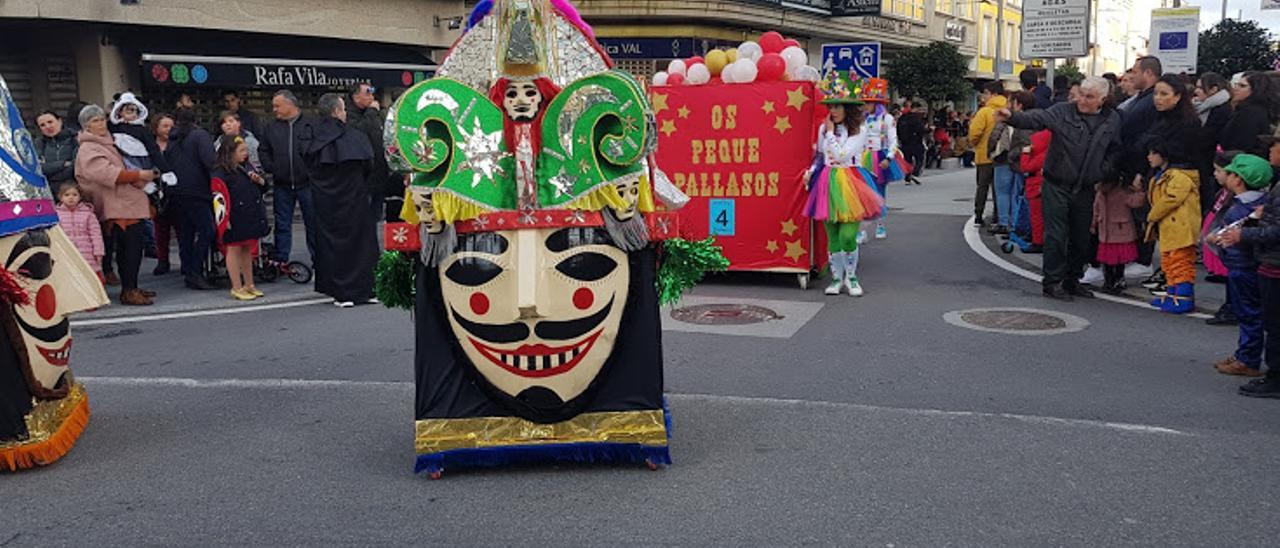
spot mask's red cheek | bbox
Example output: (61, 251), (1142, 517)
(470, 292), (490, 315)
(36, 285), (57, 321)
(573, 288), (594, 310)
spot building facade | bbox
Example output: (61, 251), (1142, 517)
(576, 0), (1005, 86)
(0, 0), (465, 125)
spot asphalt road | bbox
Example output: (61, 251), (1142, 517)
(4, 171), (1278, 546)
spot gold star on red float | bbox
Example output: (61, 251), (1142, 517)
(660, 119), (678, 137)
(651, 93), (670, 114)
(766, 240), (780, 253)
(762, 100), (776, 114)
(774, 116), (792, 135)
(784, 239), (806, 261)
(678, 106), (690, 119)
(780, 219), (798, 237)
(786, 87), (810, 111)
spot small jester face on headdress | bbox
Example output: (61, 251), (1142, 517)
(411, 192), (444, 235)
(440, 226), (628, 416)
(612, 178), (641, 221)
(503, 81), (545, 122)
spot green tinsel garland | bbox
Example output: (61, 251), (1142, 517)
(374, 251), (417, 311)
(657, 237), (730, 306)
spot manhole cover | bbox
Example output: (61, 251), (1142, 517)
(943, 307), (1088, 336)
(670, 303), (784, 325)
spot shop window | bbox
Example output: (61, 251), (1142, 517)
(982, 16), (994, 57)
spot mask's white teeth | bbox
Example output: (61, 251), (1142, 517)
(502, 353), (515, 368)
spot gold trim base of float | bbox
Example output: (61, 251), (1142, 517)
(416, 409), (667, 454)
(0, 382), (89, 471)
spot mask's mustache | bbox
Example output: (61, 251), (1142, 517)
(452, 297), (614, 344)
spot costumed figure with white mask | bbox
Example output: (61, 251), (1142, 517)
(0, 74), (111, 471)
(858, 78), (910, 240)
(803, 70), (885, 297)
(376, 0), (725, 477)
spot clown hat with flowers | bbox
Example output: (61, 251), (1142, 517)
(817, 69), (864, 106)
(858, 77), (890, 104)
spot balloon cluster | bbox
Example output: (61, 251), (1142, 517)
(651, 31), (821, 87)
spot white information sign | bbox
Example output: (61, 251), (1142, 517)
(1020, 0), (1091, 59)
(1150, 7), (1201, 74)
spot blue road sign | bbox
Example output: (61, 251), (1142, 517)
(821, 42), (880, 79)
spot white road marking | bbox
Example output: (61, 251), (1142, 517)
(962, 217), (1212, 320)
(78, 376), (1189, 436)
(74, 298), (334, 326)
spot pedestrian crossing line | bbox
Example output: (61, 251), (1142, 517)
(78, 376), (1189, 437)
(962, 217), (1212, 320)
(74, 298), (334, 327)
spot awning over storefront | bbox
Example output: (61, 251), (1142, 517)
(595, 38), (740, 60)
(140, 54), (437, 90)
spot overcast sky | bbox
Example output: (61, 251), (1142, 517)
(1185, 0), (1280, 32)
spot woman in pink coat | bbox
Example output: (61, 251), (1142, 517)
(74, 104), (158, 306)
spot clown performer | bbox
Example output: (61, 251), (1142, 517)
(379, 0), (722, 477)
(0, 73), (110, 472)
(804, 70), (886, 297)
(858, 78), (910, 241)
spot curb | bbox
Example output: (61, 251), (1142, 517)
(961, 217), (1212, 320)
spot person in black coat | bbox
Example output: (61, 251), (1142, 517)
(347, 83), (394, 222)
(302, 93), (378, 307)
(34, 111), (78, 187)
(1220, 72), (1279, 157)
(897, 101), (928, 183)
(1195, 72), (1234, 209)
(164, 108), (218, 290)
(212, 135), (269, 300)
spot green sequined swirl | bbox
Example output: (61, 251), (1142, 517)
(388, 78), (515, 209)
(536, 70), (656, 208)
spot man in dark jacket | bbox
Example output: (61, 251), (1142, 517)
(999, 76), (1124, 301)
(258, 90), (317, 265)
(347, 83), (392, 222)
(1021, 69), (1053, 111)
(1120, 56), (1163, 275)
(216, 90), (261, 138)
(164, 108), (218, 290)
(302, 93), (377, 307)
(897, 101), (927, 184)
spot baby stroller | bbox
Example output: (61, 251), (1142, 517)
(1001, 175), (1035, 254)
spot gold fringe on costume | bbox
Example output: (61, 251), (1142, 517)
(415, 409), (668, 455)
(0, 382), (89, 472)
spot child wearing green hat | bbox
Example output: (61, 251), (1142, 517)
(1218, 151), (1280, 398)
(1208, 154), (1273, 377)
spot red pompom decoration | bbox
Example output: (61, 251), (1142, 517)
(0, 267), (30, 307)
(667, 72), (686, 86)
(783, 38), (801, 49)
(757, 53), (787, 81)
(688, 56), (705, 66)
(759, 31), (786, 54)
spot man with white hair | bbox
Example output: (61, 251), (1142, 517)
(997, 76), (1124, 301)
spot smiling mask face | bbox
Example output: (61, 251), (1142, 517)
(439, 227), (628, 415)
(0, 227), (107, 398)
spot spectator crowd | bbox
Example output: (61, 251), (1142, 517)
(34, 84), (395, 308)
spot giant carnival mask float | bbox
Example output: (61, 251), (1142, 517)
(0, 74), (110, 472)
(376, 0), (727, 477)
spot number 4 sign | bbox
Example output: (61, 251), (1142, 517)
(708, 199), (736, 236)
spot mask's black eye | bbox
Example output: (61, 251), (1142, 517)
(445, 257), (502, 286)
(546, 228), (612, 252)
(556, 252), (616, 282)
(17, 252), (52, 281)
